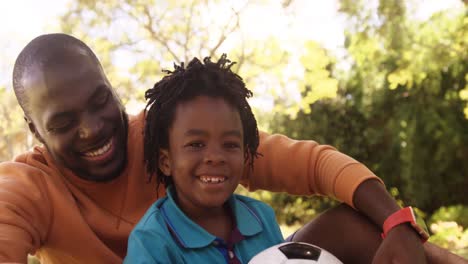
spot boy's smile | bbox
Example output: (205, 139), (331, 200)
(198, 175), (227, 184)
(160, 96), (245, 217)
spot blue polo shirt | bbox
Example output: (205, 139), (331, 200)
(124, 186), (284, 264)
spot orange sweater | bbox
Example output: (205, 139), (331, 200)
(0, 111), (380, 263)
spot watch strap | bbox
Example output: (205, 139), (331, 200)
(381, 206), (429, 242)
(382, 207), (414, 238)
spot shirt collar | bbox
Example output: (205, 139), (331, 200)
(161, 185), (263, 249)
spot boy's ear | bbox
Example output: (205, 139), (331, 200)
(159, 149), (171, 176)
(25, 116), (44, 143)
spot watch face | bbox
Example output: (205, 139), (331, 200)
(410, 207), (430, 242)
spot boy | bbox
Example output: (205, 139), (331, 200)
(125, 55), (284, 263)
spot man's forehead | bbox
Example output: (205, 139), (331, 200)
(42, 47), (95, 67)
(22, 53), (109, 120)
(21, 65), (47, 94)
(23, 54), (104, 91)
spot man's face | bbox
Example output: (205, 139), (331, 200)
(23, 51), (128, 181)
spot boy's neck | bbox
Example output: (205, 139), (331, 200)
(176, 198), (234, 242)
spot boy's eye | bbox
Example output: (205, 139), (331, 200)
(224, 142), (241, 149)
(186, 142), (205, 149)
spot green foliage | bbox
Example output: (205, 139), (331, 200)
(298, 41), (339, 115)
(59, 0), (258, 103)
(429, 221), (468, 258)
(429, 205), (468, 228)
(270, 0), (468, 213)
(428, 205), (468, 258)
(235, 186), (338, 226)
(27, 255), (40, 264)
(343, 1), (468, 212)
(0, 86), (37, 162)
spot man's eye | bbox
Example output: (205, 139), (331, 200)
(94, 90), (110, 107)
(48, 122), (72, 133)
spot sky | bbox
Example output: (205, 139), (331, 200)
(0, 0), (463, 90)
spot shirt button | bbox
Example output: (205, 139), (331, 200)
(228, 250), (234, 259)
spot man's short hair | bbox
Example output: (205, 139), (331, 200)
(12, 33), (101, 115)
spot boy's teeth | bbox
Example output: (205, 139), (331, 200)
(199, 176), (226, 183)
(83, 139), (112, 157)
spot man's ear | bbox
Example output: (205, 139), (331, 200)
(25, 116), (44, 143)
(159, 149), (171, 176)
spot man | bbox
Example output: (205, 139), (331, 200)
(0, 33), (462, 263)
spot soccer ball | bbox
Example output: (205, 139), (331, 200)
(248, 242), (343, 264)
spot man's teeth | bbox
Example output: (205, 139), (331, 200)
(199, 176), (226, 184)
(83, 139), (112, 157)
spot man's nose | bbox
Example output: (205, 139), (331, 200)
(78, 113), (103, 139)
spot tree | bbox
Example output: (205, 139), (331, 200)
(271, 0), (468, 213)
(59, 0), (294, 105)
(344, 0), (468, 212)
(0, 86), (37, 161)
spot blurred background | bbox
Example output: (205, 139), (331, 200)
(0, 0), (467, 260)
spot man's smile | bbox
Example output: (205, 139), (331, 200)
(80, 137), (115, 162)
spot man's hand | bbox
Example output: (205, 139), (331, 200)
(353, 179), (427, 263)
(372, 224), (426, 264)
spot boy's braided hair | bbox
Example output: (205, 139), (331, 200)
(144, 54), (259, 188)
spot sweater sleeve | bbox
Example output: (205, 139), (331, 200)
(0, 161), (52, 263)
(241, 131), (383, 208)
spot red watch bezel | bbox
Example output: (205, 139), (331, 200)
(382, 207), (429, 243)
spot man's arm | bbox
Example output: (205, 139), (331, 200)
(242, 131), (381, 207)
(243, 131), (429, 263)
(0, 162), (51, 263)
(354, 180), (468, 263)
(353, 179), (426, 263)
(247, 132), (463, 263)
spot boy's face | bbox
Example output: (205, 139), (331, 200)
(23, 51), (128, 181)
(160, 96), (244, 214)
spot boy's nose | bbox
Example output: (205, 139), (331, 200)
(204, 147), (226, 165)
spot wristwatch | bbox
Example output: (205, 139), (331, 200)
(381, 206), (430, 243)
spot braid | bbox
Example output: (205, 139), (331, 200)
(144, 54), (259, 190)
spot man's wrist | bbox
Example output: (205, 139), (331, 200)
(381, 206), (430, 243)
(353, 179), (400, 227)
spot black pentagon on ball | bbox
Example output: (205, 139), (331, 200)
(278, 242), (322, 260)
